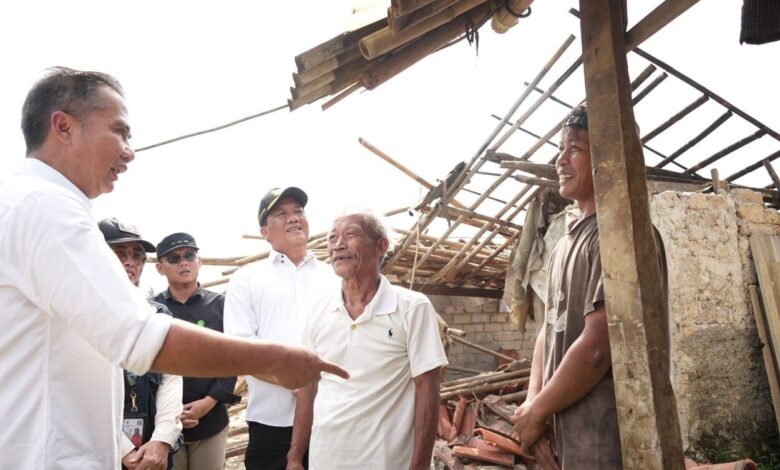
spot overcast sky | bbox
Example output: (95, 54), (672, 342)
(1, 0), (778, 292)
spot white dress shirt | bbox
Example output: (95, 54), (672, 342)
(223, 249), (339, 426)
(0, 159), (171, 469)
(304, 276), (448, 469)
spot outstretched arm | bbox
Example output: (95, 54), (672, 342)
(151, 319), (349, 390)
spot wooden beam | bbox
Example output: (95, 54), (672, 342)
(579, 1), (685, 469)
(624, 0), (700, 50)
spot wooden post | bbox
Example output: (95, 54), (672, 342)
(579, 1), (684, 468)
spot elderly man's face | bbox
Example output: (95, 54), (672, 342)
(327, 215), (386, 280)
(110, 242), (146, 286)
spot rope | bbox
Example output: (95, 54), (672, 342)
(504, 0), (531, 18)
(464, 15), (480, 56)
(134, 103), (287, 153)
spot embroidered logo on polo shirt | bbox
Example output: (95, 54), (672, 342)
(388, 328), (393, 337)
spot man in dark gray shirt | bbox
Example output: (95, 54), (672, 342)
(512, 105), (669, 470)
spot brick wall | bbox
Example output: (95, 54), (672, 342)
(430, 295), (538, 378)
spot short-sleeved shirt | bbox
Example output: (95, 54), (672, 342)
(0, 159), (171, 469)
(303, 275), (448, 470)
(154, 286), (239, 441)
(543, 213), (668, 469)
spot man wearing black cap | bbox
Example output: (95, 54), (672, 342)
(224, 187), (339, 470)
(153, 233), (240, 470)
(99, 218), (183, 470)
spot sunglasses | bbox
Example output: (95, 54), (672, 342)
(163, 252), (198, 264)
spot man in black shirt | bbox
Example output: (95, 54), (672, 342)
(153, 232), (240, 470)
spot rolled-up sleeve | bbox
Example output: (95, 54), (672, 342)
(151, 373), (183, 447)
(207, 377), (241, 405)
(9, 189), (170, 374)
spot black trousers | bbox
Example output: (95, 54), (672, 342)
(244, 421), (308, 470)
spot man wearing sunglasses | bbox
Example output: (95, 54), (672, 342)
(153, 233), (240, 470)
(98, 218), (183, 470)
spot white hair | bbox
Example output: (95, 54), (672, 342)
(336, 206), (396, 255)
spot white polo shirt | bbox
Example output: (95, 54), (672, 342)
(0, 159), (171, 469)
(304, 275), (448, 469)
(223, 250), (339, 426)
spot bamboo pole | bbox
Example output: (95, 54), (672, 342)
(295, 19), (386, 72)
(442, 370), (507, 388)
(441, 369), (531, 393)
(511, 174), (559, 189)
(445, 365), (486, 375)
(499, 160), (557, 179)
(655, 111), (732, 168)
(491, 0), (533, 34)
(684, 129), (766, 175)
(632, 72), (667, 105)
(633, 47), (780, 143)
(359, 0), (487, 60)
(289, 56), (373, 110)
(362, 3), (492, 90)
(727, 150), (780, 182)
(293, 46), (362, 87)
(458, 185), (542, 282)
(641, 95), (709, 143)
(392, 0), (438, 17)
(390, 0), (461, 33)
(359, 136), (431, 188)
(440, 376), (529, 400)
(488, 114), (558, 148)
(499, 390), (529, 403)
(518, 62), (654, 163)
(358, 137), (467, 209)
(320, 82), (362, 111)
(449, 335), (516, 362)
(424, 205), (523, 231)
(764, 160), (780, 190)
(382, 36), (573, 273)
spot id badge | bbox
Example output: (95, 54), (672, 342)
(122, 413), (148, 449)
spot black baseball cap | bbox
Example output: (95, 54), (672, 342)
(257, 187), (308, 227)
(156, 232), (199, 258)
(98, 218), (155, 252)
(562, 104), (588, 130)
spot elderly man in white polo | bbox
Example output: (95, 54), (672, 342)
(287, 208), (448, 470)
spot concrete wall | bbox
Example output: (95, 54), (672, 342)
(651, 189), (779, 452)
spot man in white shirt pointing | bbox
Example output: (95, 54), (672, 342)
(0, 67), (347, 470)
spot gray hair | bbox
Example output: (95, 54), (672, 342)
(21, 66), (124, 155)
(336, 207), (396, 255)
